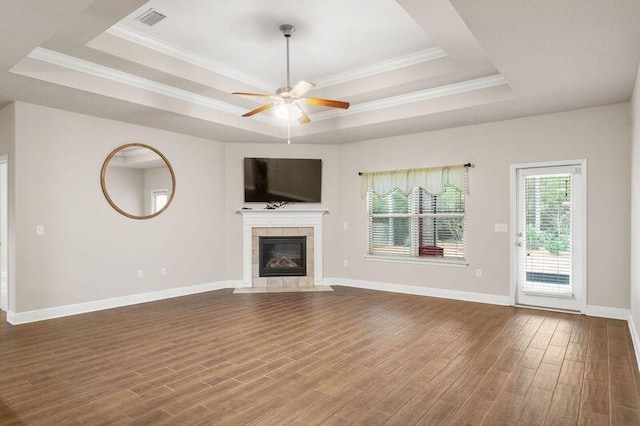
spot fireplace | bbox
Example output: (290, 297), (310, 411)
(259, 236), (307, 277)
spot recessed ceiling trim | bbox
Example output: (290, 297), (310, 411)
(311, 74), (508, 121)
(25, 47), (272, 123)
(313, 46), (447, 88)
(106, 24), (274, 92)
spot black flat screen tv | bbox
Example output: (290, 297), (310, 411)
(244, 158), (322, 203)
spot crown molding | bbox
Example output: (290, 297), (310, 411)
(23, 48), (508, 129)
(313, 46), (447, 88)
(26, 47), (271, 124)
(107, 24), (275, 92)
(106, 24), (447, 91)
(311, 74), (508, 121)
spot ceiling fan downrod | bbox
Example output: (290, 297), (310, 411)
(279, 24), (295, 91)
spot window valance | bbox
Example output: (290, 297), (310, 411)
(360, 165), (468, 197)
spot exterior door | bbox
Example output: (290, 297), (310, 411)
(514, 163), (585, 311)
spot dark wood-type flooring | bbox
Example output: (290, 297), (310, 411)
(1, 286), (640, 425)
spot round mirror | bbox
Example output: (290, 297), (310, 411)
(101, 143), (175, 220)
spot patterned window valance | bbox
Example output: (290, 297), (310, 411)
(360, 165), (468, 197)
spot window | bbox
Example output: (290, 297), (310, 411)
(362, 165), (467, 262)
(151, 189), (169, 213)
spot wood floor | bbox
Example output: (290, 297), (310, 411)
(1, 286), (640, 425)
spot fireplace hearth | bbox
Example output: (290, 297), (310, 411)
(259, 236), (307, 277)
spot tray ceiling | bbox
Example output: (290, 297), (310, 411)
(1, 0), (639, 144)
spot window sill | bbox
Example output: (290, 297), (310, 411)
(363, 255), (468, 267)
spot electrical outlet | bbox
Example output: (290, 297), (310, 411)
(137, 269), (144, 279)
(160, 267), (167, 276)
(494, 223), (508, 233)
(343, 259), (349, 267)
(475, 269), (482, 278)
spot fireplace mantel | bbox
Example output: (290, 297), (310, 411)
(238, 209), (327, 287)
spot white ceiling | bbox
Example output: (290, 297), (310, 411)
(120, 0), (437, 90)
(1, 0), (639, 144)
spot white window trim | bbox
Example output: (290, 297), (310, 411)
(364, 254), (468, 267)
(151, 188), (169, 213)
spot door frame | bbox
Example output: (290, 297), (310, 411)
(509, 159), (587, 313)
(0, 154), (8, 314)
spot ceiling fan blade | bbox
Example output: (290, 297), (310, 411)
(296, 104), (311, 124)
(290, 81), (316, 98)
(303, 97), (350, 109)
(242, 103), (276, 117)
(232, 92), (273, 97)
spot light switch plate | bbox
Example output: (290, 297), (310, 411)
(36, 225), (44, 236)
(494, 223), (508, 233)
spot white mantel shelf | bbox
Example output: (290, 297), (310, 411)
(238, 209), (328, 287)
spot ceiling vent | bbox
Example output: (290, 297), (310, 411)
(135, 8), (166, 26)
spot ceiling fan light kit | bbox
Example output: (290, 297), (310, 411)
(232, 24), (350, 143)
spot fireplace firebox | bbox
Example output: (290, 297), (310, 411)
(259, 236), (306, 277)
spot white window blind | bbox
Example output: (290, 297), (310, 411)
(522, 173), (572, 292)
(364, 165), (467, 261)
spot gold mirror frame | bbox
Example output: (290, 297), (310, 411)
(100, 143), (176, 220)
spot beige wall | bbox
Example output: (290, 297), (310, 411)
(224, 143), (341, 281)
(106, 167), (145, 216)
(630, 65), (640, 330)
(336, 103), (631, 309)
(12, 102), (227, 312)
(2, 100), (633, 314)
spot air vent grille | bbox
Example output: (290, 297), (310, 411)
(135, 9), (166, 26)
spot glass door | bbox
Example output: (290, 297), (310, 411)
(515, 164), (584, 311)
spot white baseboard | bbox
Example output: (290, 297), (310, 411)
(6, 280), (242, 325)
(628, 312), (640, 372)
(325, 277), (512, 306)
(327, 278), (634, 319)
(584, 305), (630, 320)
(6, 274), (635, 348)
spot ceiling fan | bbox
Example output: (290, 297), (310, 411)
(232, 24), (350, 126)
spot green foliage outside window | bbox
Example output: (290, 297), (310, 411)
(525, 175), (571, 255)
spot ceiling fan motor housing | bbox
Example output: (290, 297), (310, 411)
(276, 86), (293, 99)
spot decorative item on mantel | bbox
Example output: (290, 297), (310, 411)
(265, 201), (289, 210)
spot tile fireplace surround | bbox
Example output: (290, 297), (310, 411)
(238, 209), (327, 290)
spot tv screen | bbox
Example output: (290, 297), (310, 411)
(244, 158), (322, 203)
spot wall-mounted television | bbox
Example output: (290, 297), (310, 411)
(244, 158), (322, 203)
